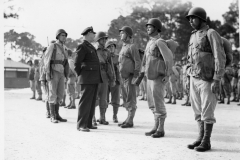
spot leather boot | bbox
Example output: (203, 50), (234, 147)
(93, 116), (97, 126)
(227, 96), (230, 105)
(179, 92), (183, 100)
(60, 95), (66, 106)
(187, 120), (204, 149)
(69, 97), (76, 109)
(166, 96), (172, 104)
(194, 123), (213, 152)
(113, 107), (119, 123)
(99, 108), (109, 125)
(30, 91), (35, 99)
(118, 111), (130, 127)
(145, 114), (159, 136)
(36, 94), (42, 101)
(182, 95), (189, 106)
(121, 108), (136, 128)
(151, 117), (165, 138)
(46, 101), (50, 118)
(49, 103), (58, 123)
(172, 95), (176, 104)
(55, 103), (67, 122)
(66, 97), (72, 108)
(218, 97), (224, 104)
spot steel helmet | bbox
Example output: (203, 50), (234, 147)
(186, 7), (207, 22)
(146, 18), (162, 32)
(119, 26), (133, 37)
(56, 29), (68, 39)
(94, 32), (108, 42)
(105, 40), (116, 49)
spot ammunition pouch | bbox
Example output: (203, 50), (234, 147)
(191, 51), (215, 81)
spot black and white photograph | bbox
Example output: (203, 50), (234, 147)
(3, 0), (240, 159)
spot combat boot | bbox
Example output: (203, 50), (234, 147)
(30, 91), (35, 99)
(93, 116), (97, 126)
(121, 108), (136, 128)
(145, 114), (159, 136)
(66, 97), (72, 108)
(194, 123), (213, 152)
(187, 120), (204, 149)
(99, 108), (109, 125)
(172, 95), (176, 104)
(55, 103), (67, 122)
(49, 103), (58, 123)
(68, 97), (76, 109)
(181, 95), (189, 106)
(46, 101), (50, 118)
(60, 95), (66, 106)
(36, 94), (42, 101)
(166, 96), (172, 104)
(118, 111), (130, 127)
(151, 117), (165, 138)
(113, 107), (119, 123)
(227, 96), (230, 105)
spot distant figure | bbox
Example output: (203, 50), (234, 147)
(27, 60), (35, 99)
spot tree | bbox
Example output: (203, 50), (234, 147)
(65, 37), (83, 51)
(4, 30), (43, 61)
(4, 0), (19, 19)
(108, 0), (193, 61)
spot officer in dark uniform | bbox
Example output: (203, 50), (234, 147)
(75, 26), (103, 132)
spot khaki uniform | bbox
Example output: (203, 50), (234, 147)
(187, 25), (226, 123)
(44, 41), (68, 104)
(34, 66), (42, 98)
(119, 42), (141, 111)
(142, 35), (173, 117)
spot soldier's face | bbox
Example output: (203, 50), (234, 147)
(120, 31), (127, 41)
(58, 33), (67, 42)
(189, 16), (200, 29)
(146, 25), (155, 35)
(107, 44), (116, 53)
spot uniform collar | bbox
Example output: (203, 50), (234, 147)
(150, 34), (160, 41)
(84, 40), (95, 49)
(191, 25), (209, 33)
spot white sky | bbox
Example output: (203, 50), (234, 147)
(3, 0), (235, 61)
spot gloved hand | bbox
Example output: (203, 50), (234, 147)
(162, 76), (169, 84)
(211, 80), (220, 94)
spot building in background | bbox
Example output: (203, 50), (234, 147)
(4, 58), (30, 88)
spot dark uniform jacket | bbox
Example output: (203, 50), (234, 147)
(74, 40), (103, 84)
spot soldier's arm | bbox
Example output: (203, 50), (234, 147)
(130, 44), (141, 72)
(208, 30), (226, 81)
(43, 44), (54, 73)
(74, 44), (86, 76)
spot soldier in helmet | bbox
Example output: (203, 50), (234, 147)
(185, 7), (226, 152)
(93, 32), (115, 125)
(66, 49), (77, 109)
(75, 27), (103, 132)
(181, 56), (191, 106)
(231, 63), (238, 102)
(43, 29), (69, 123)
(105, 40), (121, 123)
(141, 18), (174, 138)
(118, 26), (141, 128)
(34, 59), (43, 101)
(27, 60), (36, 99)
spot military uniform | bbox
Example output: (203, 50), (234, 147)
(94, 41), (115, 125)
(75, 27), (103, 131)
(106, 41), (121, 123)
(66, 50), (77, 109)
(186, 7), (226, 152)
(118, 26), (141, 128)
(44, 29), (69, 123)
(34, 60), (42, 101)
(28, 63), (36, 99)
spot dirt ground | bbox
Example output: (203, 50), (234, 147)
(4, 88), (240, 160)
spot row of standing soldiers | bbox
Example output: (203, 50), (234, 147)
(27, 6), (235, 153)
